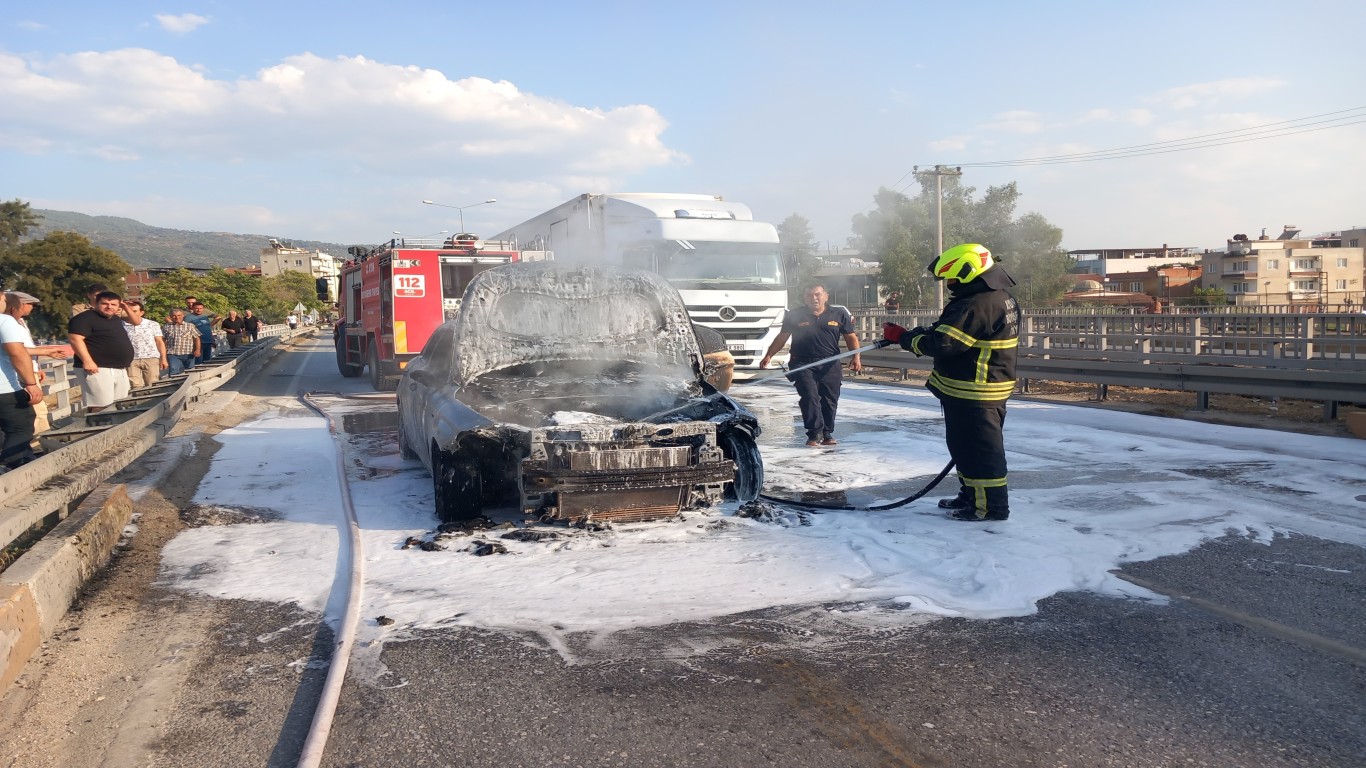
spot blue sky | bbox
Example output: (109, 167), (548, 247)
(4, 1), (1364, 254)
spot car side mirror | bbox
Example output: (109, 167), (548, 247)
(409, 369), (441, 387)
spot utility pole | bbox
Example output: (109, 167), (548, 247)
(914, 165), (962, 306)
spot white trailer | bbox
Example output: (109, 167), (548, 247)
(490, 193), (789, 375)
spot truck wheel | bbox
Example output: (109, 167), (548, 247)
(368, 344), (397, 391)
(336, 336), (363, 377)
(434, 447), (483, 522)
(397, 411), (418, 460)
(718, 429), (763, 502)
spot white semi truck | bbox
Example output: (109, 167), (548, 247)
(490, 193), (789, 376)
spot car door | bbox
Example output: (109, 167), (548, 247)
(401, 323), (457, 472)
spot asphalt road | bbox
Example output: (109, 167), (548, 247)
(2, 333), (1363, 768)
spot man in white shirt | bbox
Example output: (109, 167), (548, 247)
(0, 293), (43, 469)
(3, 291), (67, 440)
(121, 298), (169, 387)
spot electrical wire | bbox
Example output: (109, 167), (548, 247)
(881, 105), (1366, 196)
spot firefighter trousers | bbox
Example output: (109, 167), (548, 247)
(940, 398), (1009, 515)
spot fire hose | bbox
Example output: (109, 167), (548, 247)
(743, 340), (957, 512)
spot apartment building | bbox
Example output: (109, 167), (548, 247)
(1200, 226), (1365, 307)
(259, 239), (340, 301)
(1067, 245), (1201, 276)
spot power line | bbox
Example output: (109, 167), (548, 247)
(884, 105), (1366, 192)
(955, 115), (1366, 168)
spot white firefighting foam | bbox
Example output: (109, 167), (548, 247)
(158, 382), (1366, 652)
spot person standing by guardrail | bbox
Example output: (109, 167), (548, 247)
(243, 309), (262, 342)
(162, 309), (200, 375)
(3, 291), (66, 442)
(187, 302), (219, 363)
(121, 298), (169, 387)
(221, 310), (247, 351)
(67, 291), (135, 414)
(0, 292), (44, 468)
(883, 244), (1020, 522)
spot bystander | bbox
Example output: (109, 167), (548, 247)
(162, 309), (201, 375)
(3, 292), (66, 442)
(68, 291), (135, 414)
(186, 302), (219, 363)
(0, 293), (43, 468)
(121, 298), (169, 387)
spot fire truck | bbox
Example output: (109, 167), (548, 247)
(334, 234), (524, 390)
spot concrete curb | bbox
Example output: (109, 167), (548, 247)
(0, 485), (133, 692)
(0, 329), (313, 695)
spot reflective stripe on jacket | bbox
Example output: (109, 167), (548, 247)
(907, 278), (1020, 405)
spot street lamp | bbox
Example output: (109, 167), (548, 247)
(421, 198), (497, 235)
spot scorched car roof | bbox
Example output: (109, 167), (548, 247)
(448, 263), (705, 385)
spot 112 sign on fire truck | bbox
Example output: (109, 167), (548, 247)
(334, 233), (528, 390)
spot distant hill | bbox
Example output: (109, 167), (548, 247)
(29, 210), (354, 269)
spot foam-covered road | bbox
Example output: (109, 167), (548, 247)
(4, 335), (1364, 767)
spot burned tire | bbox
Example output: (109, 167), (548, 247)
(434, 447), (483, 522)
(397, 412), (418, 460)
(719, 429), (763, 502)
(336, 335), (363, 378)
(368, 343), (396, 391)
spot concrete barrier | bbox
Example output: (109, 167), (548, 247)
(0, 328), (313, 694)
(0, 485), (132, 692)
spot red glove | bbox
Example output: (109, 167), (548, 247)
(883, 323), (908, 344)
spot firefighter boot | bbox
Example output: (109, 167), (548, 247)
(947, 506), (1009, 522)
(937, 487), (972, 510)
(946, 483), (1008, 521)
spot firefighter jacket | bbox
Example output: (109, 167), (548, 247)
(900, 265), (1020, 406)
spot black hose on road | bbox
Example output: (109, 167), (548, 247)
(758, 459), (955, 512)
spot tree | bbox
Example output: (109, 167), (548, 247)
(1192, 286), (1227, 306)
(0, 199), (41, 250)
(0, 231), (131, 338)
(260, 270), (324, 322)
(777, 214), (821, 290)
(850, 179), (1071, 307)
(141, 268), (225, 322)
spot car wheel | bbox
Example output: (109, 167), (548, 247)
(368, 343), (396, 391)
(434, 446), (483, 522)
(397, 409), (418, 460)
(336, 335), (363, 377)
(718, 428), (763, 502)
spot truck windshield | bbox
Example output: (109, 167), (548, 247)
(629, 241), (785, 289)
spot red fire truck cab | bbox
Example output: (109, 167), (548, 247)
(335, 234), (521, 390)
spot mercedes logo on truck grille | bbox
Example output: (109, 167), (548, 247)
(718, 306), (738, 322)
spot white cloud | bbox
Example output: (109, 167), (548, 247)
(1125, 108), (1154, 125)
(1080, 108), (1113, 123)
(0, 49), (684, 181)
(981, 110), (1043, 134)
(929, 136), (969, 152)
(16, 20), (45, 31)
(155, 13), (209, 34)
(1152, 77), (1286, 109)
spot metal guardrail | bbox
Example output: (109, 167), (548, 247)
(859, 347), (1363, 419)
(851, 310), (1366, 371)
(0, 335), (289, 557)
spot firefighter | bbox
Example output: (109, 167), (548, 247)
(882, 244), (1020, 521)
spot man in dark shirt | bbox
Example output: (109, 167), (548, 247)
(186, 302), (219, 362)
(221, 310), (247, 350)
(758, 284), (863, 446)
(68, 291), (136, 413)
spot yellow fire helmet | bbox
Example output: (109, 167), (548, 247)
(928, 243), (994, 283)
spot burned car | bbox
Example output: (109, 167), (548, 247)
(397, 262), (763, 523)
